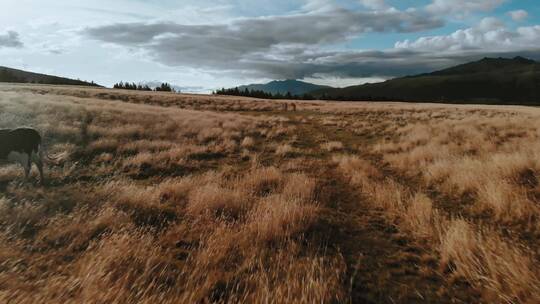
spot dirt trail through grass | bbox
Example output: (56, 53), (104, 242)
(267, 111), (479, 303)
(317, 171), (474, 303)
(281, 109), (540, 303)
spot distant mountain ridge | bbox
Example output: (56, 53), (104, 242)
(238, 79), (332, 95)
(314, 56), (540, 104)
(139, 81), (207, 93)
(0, 66), (100, 87)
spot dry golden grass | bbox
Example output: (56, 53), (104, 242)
(0, 84), (345, 303)
(327, 105), (540, 303)
(439, 219), (540, 303)
(374, 108), (540, 231)
(241, 136), (255, 149)
(275, 143), (297, 157)
(335, 151), (540, 303)
(1, 83), (540, 303)
(321, 141), (344, 152)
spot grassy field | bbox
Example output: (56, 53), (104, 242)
(0, 83), (539, 303)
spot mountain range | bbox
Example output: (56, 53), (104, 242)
(313, 56), (540, 104)
(0, 66), (100, 87)
(139, 81), (207, 93)
(3, 56), (540, 105)
(238, 79), (331, 96)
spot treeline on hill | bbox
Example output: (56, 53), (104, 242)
(213, 87), (400, 101)
(214, 87), (316, 100)
(113, 81), (176, 92)
(316, 95), (401, 102)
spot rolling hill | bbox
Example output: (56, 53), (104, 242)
(314, 56), (540, 104)
(0, 66), (100, 87)
(238, 79), (332, 96)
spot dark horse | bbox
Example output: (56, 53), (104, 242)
(0, 128), (44, 184)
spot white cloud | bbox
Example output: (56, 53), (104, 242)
(477, 17), (505, 31)
(426, 0), (505, 16)
(517, 25), (540, 42)
(359, 0), (388, 10)
(301, 0), (337, 12)
(303, 74), (387, 87)
(395, 17), (540, 53)
(509, 10), (528, 22)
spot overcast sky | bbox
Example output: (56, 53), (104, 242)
(1, 0), (539, 92)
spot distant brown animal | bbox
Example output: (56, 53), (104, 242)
(290, 103), (297, 111)
(0, 127), (44, 184)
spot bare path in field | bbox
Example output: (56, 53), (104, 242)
(267, 111), (480, 303)
(316, 170), (474, 303)
(280, 108), (540, 303)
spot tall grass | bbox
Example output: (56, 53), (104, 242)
(0, 86), (345, 303)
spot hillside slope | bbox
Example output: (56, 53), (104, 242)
(315, 57), (540, 104)
(0, 66), (100, 87)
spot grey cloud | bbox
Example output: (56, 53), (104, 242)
(238, 49), (454, 79)
(82, 5), (540, 81)
(359, 0), (389, 10)
(246, 48), (540, 81)
(0, 31), (23, 48)
(48, 49), (64, 55)
(86, 9), (443, 46)
(83, 7), (443, 78)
